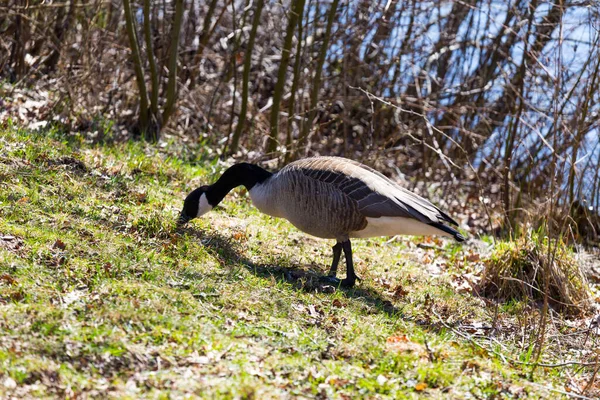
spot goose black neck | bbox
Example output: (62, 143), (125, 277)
(206, 163), (273, 206)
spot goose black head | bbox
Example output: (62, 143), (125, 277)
(177, 185), (213, 226)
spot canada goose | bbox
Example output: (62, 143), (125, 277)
(178, 157), (465, 288)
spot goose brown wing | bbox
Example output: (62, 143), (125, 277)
(285, 157), (458, 226)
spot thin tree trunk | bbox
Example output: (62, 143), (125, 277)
(123, 0), (150, 135)
(469, 0), (564, 153)
(568, 48), (600, 208)
(44, 0), (76, 72)
(143, 0), (160, 118)
(194, 0), (219, 62)
(161, 0), (185, 129)
(502, 0), (537, 234)
(389, 0), (416, 98)
(188, 0), (228, 89)
(297, 0), (340, 156)
(9, 0), (28, 80)
(222, 0), (239, 157)
(267, 0), (306, 154)
(592, 153), (600, 216)
(285, 1), (306, 163)
(230, 0), (265, 155)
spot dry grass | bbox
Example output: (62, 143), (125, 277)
(481, 231), (592, 315)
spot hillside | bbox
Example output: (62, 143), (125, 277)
(0, 126), (597, 398)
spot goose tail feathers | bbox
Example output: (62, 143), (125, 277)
(428, 222), (466, 242)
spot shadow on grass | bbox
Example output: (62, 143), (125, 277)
(177, 226), (399, 317)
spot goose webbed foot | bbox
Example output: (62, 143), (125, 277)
(320, 275), (357, 288)
(322, 240), (358, 288)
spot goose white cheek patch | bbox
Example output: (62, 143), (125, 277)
(197, 193), (213, 217)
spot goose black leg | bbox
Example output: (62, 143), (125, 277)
(320, 240), (358, 288)
(328, 242), (343, 277)
(340, 240), (357, 287)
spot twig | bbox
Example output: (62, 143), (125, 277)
(348, 85), (459, 171)
(583, 352), (600, 395)
(431, 309), (599, 369)
(347, 85), (497, 240)
(0, 2), (107, 11)
(424, 337), (436, 362)
(525, 381), (596, 400)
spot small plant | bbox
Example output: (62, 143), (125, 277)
(131, 210), (172, 239)
(480, 230), (591, 315)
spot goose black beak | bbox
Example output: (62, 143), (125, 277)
(176, 212), (190, 227)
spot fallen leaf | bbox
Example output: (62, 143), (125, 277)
(387, 335), (408, 343)
(8, 290), (24, 301)
(0, 274), (17, 285)
(462, 360), (480, 371)
(0, 235), (23, 252)
(450, 278), (471, 293)
(375, 277), (392, 289)
(392, 285), (408, 299)
(332, 299), (343, 308)
(308, 304), (321, 318)
(415, 382), (427, 391)
(53, 239), (66, 250)
(232, 232), (246, 241)
(386, 335), (428, 358)
(466, 253), (480, 262)
(133, 192), (148, 205)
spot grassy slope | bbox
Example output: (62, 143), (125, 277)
(0, 126), (584, 399)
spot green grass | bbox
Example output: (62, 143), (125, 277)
(0, 125), (596, 398)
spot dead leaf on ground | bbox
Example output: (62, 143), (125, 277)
(0, 274), (17, 285)
(415, 382), (428, 391)
(391, 285), (408, 299)
(450, 278), (471, 293)
(462, 360), (480, 371)
(0, 235), (24, 252)
(466, 253), (480, 262)
(53, 239), (66, 250)
(308, 304), (322, 318)
(133, 191), (147, 204)
(375, 277), (392, 289)
(385, 335), (428, 358)
(232, 231), (246, 241)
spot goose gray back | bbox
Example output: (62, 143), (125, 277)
(178, 156), (465, 288)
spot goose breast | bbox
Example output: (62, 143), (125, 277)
(250, 169), (367, 240)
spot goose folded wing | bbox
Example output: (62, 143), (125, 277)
(293, 159), (458, 226)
